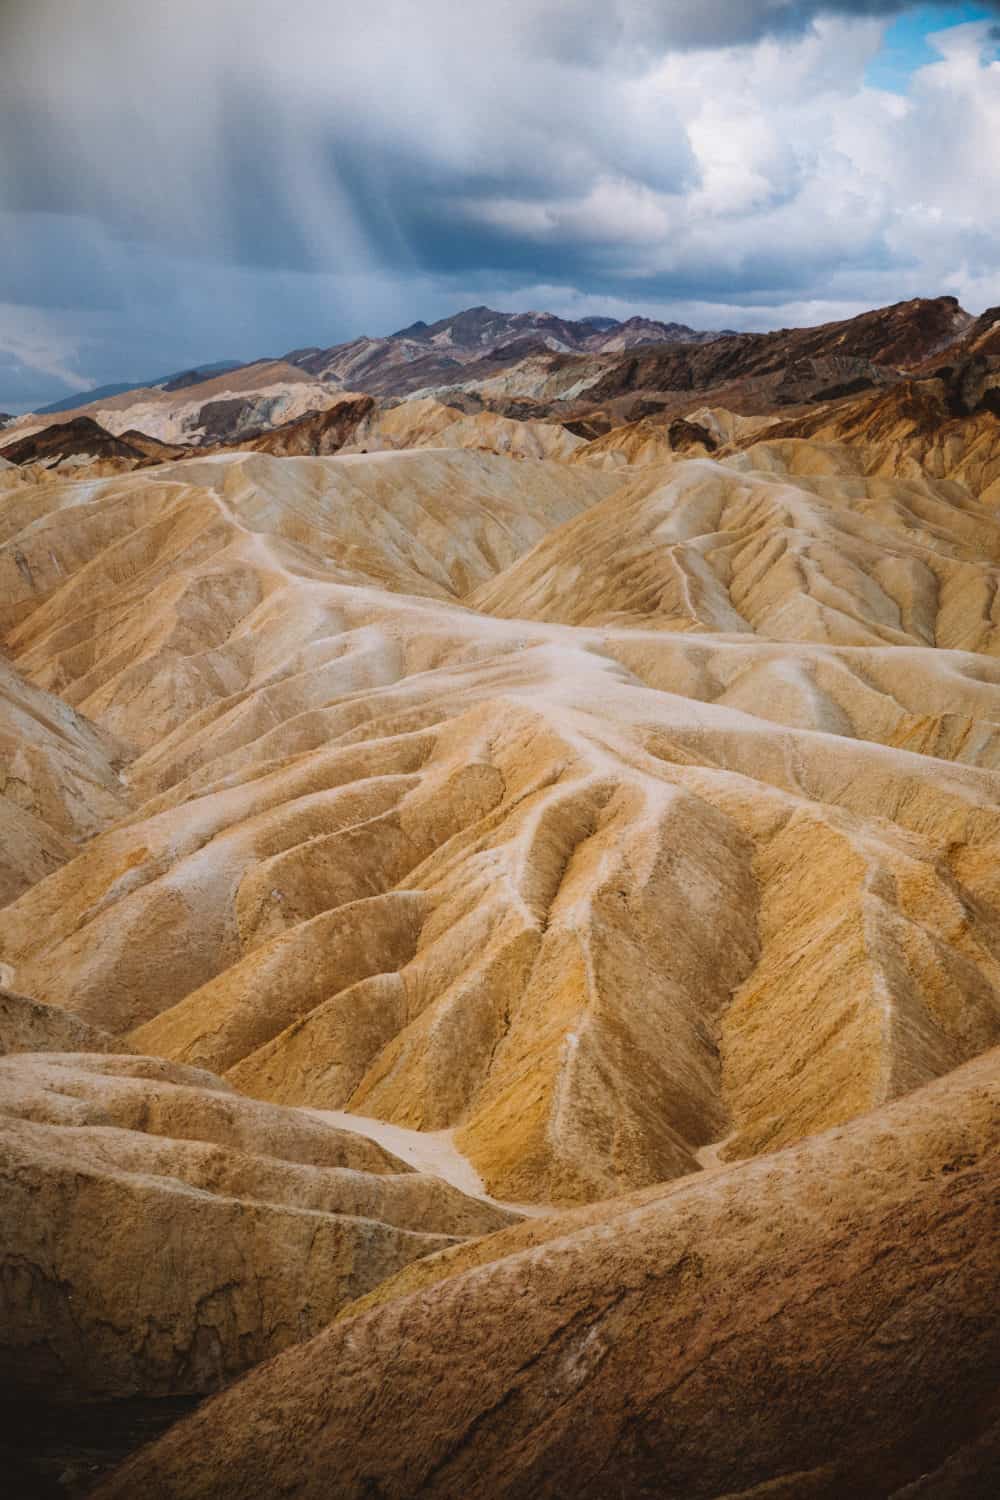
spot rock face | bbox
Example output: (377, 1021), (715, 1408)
(230, 394), (377, 455)
(92, 1049), (1000, 1500)
(0, 1049), (516, 1402)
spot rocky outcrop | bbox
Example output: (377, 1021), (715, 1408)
(666, 414), (718, 452)
(229, 395), (376, 454)
(0, 987), (119, 1055)
(0, 1051), (516, 1402)
(740, 374), (1000, 499)
(944, 355), (1000, 418)
(0, 416), (154, 468)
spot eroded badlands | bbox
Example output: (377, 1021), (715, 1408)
(2, 387), (999, 1494)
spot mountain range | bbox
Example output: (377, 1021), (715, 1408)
(3, 296), (996, 466)
(30, 362), (244, 418)
(17, 307), (719, 432)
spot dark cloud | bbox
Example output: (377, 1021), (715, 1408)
(430, 3), (1000, 62)
(1, 1), (999, 408)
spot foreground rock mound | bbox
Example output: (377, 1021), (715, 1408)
(0, 1051), (515, 1402)
(95, 1050), (1000, 1500)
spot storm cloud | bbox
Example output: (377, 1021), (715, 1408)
(1, 1), (998, 407)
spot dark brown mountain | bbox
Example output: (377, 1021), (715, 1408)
(115, 429), (190, 462)
(0, 416), (177, 467)
(739, 358), (1000, 474)
(342, 295), (978, 436)
(220, 395), (376, 455)
(561, 295), (972, 411)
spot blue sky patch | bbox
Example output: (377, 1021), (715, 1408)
(865, 5), (998, 92)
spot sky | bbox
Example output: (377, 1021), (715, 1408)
(1, 0), (999, 412)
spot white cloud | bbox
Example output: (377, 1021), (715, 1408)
(452, 15), (1000, 306)
(0, 304), (90, 393)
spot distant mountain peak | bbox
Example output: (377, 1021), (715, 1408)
(390, 319), (430, 339)
(282, 305), (725, 397)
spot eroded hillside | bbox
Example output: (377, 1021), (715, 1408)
(3, 419), (1000, 1197)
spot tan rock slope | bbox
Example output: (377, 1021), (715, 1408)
(0, 985), (119, 1055)
(0, 1044), (515, 1403)
(94, 1048), (1000, 1500)
(0, 654), (128, 904)
(338, 396), (586, 461)
(2, 424), (1000, 1208)
(231, 394), (585, 463)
